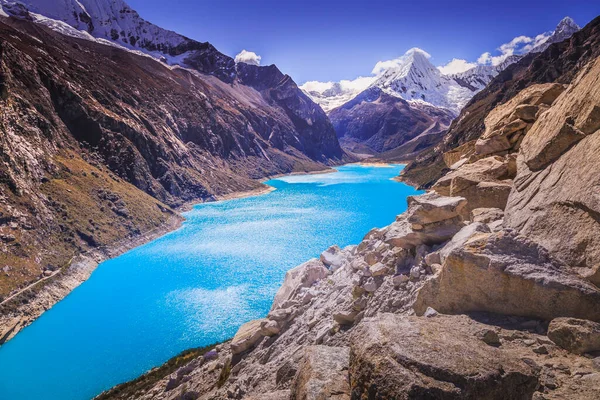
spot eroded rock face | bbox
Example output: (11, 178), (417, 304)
(290, 346), (350, 400)
(230, 319), (267, 355)
(505, 56), (600, 285)
(415, 230), (600, 322)
(432, 156), (514, 212)
(271, 259), (329, 311)
(548, 318), (600, 355)
(474, 83), (565, 158)
(350, 313), (539, 400)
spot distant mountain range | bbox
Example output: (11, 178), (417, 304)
(301, 17), (580, 156)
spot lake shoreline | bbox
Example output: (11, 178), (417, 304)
(0, 167), (337, 346)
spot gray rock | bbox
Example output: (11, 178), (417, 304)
(290, 346), (350, 400)
(424, 307), (438, 318)
(271, 259), (329, 311)
(415, 231), (600, 322)
(350, 314), (538, 399)
(320, 246), (345, 271)
(392, 274), (409, 287)
(362, 278), (377, 293)
(548, 318), (600, 354)
(477, 329), (501, 346)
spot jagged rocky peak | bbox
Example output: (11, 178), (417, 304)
(531, 16), (581, 53)
(552, 16), (580, 42)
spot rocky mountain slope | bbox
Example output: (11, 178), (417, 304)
(98, 14), (600, 400)
(400, 15), (599, 188)
(305, 18), (579, 157)
(0, 3), (349, 342)
(330, 86), (455, 156)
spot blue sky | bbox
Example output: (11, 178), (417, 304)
(127, 0), (598, 84)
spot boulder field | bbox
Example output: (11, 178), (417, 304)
(100, 33), (600, 400)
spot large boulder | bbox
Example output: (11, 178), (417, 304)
(380, 192), (467, 250)
(271, 259), (329, 310)
(383, 214), (465, 250)
(290, 345), (350, 400)
(349, 313), (539, 399)
(406, 192), (467, 225)
(415, 230), (600, 322)
(230, 319), (266, 355)
(548, 318), (600, 354)
(505, 56), (600, 285)
(436, 222), (490, 264)
(432, 156), (513, 212)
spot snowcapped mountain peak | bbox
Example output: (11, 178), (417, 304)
(0, 0), (202, 57)
(556, 16), (580, 35)
(530, 16), (580, 53)
(370, 47), (471, 114)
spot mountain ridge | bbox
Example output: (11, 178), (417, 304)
(0, 0), (350, 340)
(319, 17), (579, 157)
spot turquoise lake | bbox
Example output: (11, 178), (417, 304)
(0, 164), (420, 399)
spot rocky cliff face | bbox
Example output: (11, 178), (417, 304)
(400, 15), (599, 188)
(99, 16), (600, 399)
(0, 10), (347, 339)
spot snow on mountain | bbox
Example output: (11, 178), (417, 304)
(0, 0), (203, 62)
(369, 48), (472, 115)
(302, 48), (515, 116)
(450, 55), (521, 92)
(303, 17), (579, 115)
(529, 16), (580, 53)
(300, 77), (375, 113)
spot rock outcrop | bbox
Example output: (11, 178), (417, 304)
(415, 230), (600, 322)
(547, 318), (600, 355)
(350, 314), (539, 400)
(505, 55), (600, 285)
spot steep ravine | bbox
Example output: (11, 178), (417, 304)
(99, 19), (600, 400)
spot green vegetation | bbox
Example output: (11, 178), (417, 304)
(95, 343), (221, 400)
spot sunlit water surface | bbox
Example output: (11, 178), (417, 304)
(0, 165), (421, 399)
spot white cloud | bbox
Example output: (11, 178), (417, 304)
(340, 76), (375, 91)
(371, 47), (431, 75)
(476, 32), (552, 66)
(522, 32), (552, 53)
(300, 80), (335, 93)
(477, 52), (492, 65)
(300, 76), (374, 95)
(438, 58), (477, 75)
(234, 49), (261, 66)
